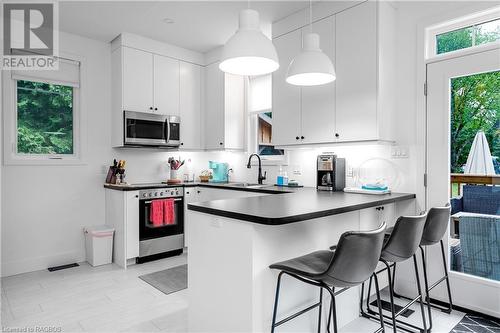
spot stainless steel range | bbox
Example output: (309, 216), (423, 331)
(137, 187), (184, 263)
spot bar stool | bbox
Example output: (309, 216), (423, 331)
(269, 223), (387, 333)
(360, 214), (428, 333)
(392, 206), (453, 331)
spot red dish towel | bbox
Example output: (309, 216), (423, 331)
(150, 200), (164, 227)
(163, 198), (176, 225)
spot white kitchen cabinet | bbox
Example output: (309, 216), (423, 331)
(154, 54), (180, 115)
(125, 191), (140, 259)
(105, 189), (139, 267)
(122, 47), (153, 113)
(273, 17), (336, 145)
(271, 2), (396, 146)
(204, 63), (246, 150)
(301, 17), (336, 144)
(121, 48), (180, 115)
(272, 29), (302, 146)
(204, 63), (225, 150)
(180, 62), (202, 150)
(335, 1), (377, 142)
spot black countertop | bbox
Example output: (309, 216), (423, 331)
(103, 182), (295, 194)
(187, 188), (415, 225)
(104, 182), (415, 225)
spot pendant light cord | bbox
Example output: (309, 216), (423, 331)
(309, 0), (312, 32)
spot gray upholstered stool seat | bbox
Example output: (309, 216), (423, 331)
(270, 250), (334, 280)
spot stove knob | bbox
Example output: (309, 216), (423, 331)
(176, 191), (179, 195)
(171, 191), (174, 195)
(148, 193), (153, 197)
(160, 191), (164, 196)
(142, 193), (147, 198)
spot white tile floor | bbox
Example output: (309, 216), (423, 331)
(1, 254), (465, 332)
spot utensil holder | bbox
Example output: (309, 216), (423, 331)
(170, 169), (179, 180)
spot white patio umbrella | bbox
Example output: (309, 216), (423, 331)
(463, 131), (495, 175)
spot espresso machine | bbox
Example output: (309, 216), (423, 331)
(317, 154), (346, 191)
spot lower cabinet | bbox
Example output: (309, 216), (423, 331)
(105, 189), (139, 268)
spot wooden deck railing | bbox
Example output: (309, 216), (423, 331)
(450, 173), (500, 196)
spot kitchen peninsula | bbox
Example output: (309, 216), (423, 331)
(186, 188), (416, 332)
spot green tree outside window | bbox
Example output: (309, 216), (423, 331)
(17, 80), (74, 155)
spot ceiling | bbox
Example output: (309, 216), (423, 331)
(59, 1), (310, 53)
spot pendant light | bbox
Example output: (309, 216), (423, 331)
(219, 8), (279, 76)
(286, 0), (336, 86)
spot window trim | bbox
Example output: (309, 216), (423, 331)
(426, 7), (500, 59)
(247, 110), (288, 166)
(2, 54), (86, 165)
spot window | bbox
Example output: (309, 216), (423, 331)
(247, 75), (287, 165)
(256, 112), (284, 157)
(436, 19), (500, 54)
(426, 8), (500, 58)
(16, 80), (74, 155)
(4, 57), (82, 164)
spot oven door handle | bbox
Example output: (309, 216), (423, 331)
(164, 118), (170, 144)
(143, 198), (183, 204)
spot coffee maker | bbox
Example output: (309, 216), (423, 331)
(317, 154), (346, 191)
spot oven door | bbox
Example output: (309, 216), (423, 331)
(124, 111), (169, 146)
(139, 197), (184, 241)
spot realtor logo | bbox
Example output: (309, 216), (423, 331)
(2, 2), (58, 70)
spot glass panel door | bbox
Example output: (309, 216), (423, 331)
(426, 47), (500, 315)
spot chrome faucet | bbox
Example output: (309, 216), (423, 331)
(247, 154), (266, 185)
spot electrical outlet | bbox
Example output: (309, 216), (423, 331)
(391, 146), (409, 159)
(292, 165), (302, 175)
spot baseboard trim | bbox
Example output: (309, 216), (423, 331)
(430, 298), (500, 321)
(2, 251), (85, 277)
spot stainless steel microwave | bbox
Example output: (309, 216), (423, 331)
(124, 111), (180, 148)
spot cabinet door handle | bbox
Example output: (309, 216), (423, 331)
(186, 191), (190, 194)
(197, 190), (201, 194)
(335, 133), (340, 138)
(181, 142), (184, 146)
(219, 142), (223, 145)
(149, 107), (153, 110)
(301, 136), (304, 140)
(135, 195), (139, 198)
(154, 107), (158, 111)
(296, 136), (299, 140)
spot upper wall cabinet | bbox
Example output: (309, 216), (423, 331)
(179, 62), (203, 150)
(120, 47), (180, 115)
(272, 1), (396, 146)
(204, 62), (246, 151)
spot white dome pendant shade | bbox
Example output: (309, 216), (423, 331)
(286, 33), (336, 86)
(219, 9), (279, 76)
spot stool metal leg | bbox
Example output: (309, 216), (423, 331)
(271, 271), (284, 333)
(420, 246), (433, 330)
(382, 259), (398, 333)
(413, 254), (428, 333)
(325, 287), (337, 333)
(373, 273), (386, 333)
(440, 240), (453, 313)
(318, 288), (323, 333)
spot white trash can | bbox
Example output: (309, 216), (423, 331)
(84, 225), (114, 266)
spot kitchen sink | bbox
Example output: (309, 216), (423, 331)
(230, 183), (269, 189)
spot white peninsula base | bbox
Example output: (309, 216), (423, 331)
(187, 199), (415, 332)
